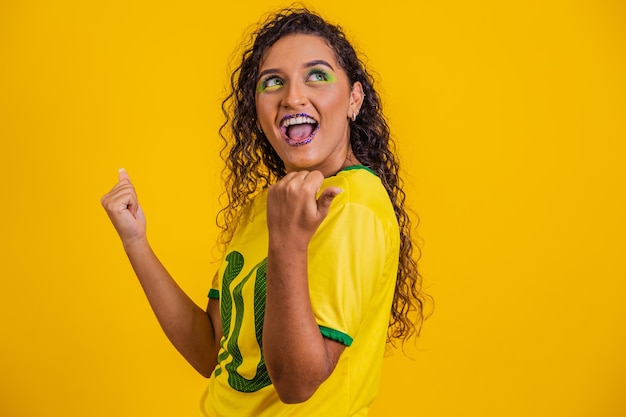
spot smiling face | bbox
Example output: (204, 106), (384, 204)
(255, 34), (364, 177)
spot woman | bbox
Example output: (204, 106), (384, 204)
(102, 7), (429, 416)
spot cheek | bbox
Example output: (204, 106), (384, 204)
(318, 97), (350, 125)
(320, 90), (350, 113)
(255, 101), (270, 130)
(256, 95), (278, 119)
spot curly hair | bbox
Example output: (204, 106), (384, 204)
(217, 7), (431, 344)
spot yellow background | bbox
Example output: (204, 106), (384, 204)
(1, 0), (625, 416)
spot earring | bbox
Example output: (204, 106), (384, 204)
(351, 110), (359, 122)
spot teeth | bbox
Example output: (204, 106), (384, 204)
(281, 116), (316, 127)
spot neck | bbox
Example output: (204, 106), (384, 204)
(340, 147), (361, 171)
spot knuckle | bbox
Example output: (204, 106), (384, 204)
(302, 181), (318, 194)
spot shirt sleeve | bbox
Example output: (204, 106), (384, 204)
(307, 199), (390, 346)
(207, 271), (220, 299)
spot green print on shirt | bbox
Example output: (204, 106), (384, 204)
(214, 251), (271, 393)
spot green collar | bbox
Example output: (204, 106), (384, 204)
(338, 164), (377, 177)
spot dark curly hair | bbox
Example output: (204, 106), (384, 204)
(217, 6), (431, 344)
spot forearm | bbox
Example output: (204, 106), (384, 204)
(262, 171), (345, 402)
(124, 239), (219, 377)
(263, 242), (335, 403)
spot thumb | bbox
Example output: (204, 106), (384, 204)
(317, 186), (342, 218)
(118, 167), (131, 182)
(117, 168), (140, 218)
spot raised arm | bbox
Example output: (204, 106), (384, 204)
(101, 169), (221, 377)
(263, 170), (345, 404)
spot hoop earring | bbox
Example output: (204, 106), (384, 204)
(351, 110), (359, 122)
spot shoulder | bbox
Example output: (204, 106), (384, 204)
(322, 166), (396, 224)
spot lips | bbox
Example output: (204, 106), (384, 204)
(280, 113), (319, 146)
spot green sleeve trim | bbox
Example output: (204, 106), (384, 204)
(319, 326), (353, 347)
(208, 289), (220, 299)
(339, 164), (377, 177)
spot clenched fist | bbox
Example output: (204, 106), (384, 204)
(101, 169), (147, 248)
(266, 170), (342, 251)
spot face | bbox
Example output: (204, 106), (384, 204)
(255, 34), (364, 177)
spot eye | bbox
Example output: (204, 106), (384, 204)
(306, 69), (333, 83)
(258, 76), (284, 92)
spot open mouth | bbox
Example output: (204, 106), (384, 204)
(280, 113), (319, 146)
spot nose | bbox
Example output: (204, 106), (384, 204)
(281, 81), (307, 108)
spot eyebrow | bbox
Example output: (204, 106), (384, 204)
(304, 59), (335, 70)
(258, 59), (335, 80)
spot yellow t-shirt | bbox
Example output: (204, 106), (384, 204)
(200, 166), (400, 417)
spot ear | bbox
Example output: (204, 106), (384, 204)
(348, 81), (365, 119)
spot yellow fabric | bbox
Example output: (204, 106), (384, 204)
(200, 167), (399, 417)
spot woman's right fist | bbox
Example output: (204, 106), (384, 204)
(101, 169), (147, 247)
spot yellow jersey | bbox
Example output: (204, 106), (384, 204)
(200, 166), (400, 416)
